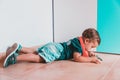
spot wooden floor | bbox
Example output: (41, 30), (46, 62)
(0, 53), (120, 80)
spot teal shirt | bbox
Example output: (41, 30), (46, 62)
(59, 37), (82, 60)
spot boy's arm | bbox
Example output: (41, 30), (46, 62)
(73, 52), (101, 64)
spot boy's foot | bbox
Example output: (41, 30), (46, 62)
(3, 52), (16, 67)
(6, 43), (22, 57)
(3, 43), (22, 67)
(3, 49), (16, 67)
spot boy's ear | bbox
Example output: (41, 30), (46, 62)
(84, 39), (90, 44)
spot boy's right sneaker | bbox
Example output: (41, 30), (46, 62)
(6, 43), (22, 57)
(4, 52), (16, 67)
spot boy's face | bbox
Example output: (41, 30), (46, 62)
(84, 39), (98, 51)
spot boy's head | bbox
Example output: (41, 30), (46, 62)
(82, 28), (101, 51)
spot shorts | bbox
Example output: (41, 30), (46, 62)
(37, 42), (63, 63)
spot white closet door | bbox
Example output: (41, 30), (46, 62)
(0, 0), (52, 52)
(54, 0), (97, 42)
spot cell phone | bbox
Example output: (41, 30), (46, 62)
(96, 55), (103, 61)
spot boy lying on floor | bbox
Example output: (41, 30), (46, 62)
(3, 28), (102, 67)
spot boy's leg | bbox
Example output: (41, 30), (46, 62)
(4, 52), (45, 67)
(3, 43), (37, 67)
(17, 53), (45, 63)
(8, 43), (38, 55)
(20, 47), (37, 54)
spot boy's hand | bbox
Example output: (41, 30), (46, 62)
(90, 56), (101, 64)
(88, 51), (96, 57)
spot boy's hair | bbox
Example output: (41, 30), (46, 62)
(82, 28), (101, 45)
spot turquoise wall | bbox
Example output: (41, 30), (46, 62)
(97, 0), (120, 54)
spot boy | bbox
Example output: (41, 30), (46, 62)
(4, 28), (101, 67)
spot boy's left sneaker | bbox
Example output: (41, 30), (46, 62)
(3, 43), (19, 67)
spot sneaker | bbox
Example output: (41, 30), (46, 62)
(4, 53), (16, 67)
(6, 43), (22, 57)
(4, 51), (16, 67)
(3, 43), (21, 67)
(16, 43), (22, 53)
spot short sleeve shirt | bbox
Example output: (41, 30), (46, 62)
(58, 37), (82, 60)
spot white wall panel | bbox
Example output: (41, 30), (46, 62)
(54, 0), (97, 42)
(0, 0), (52, 52)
